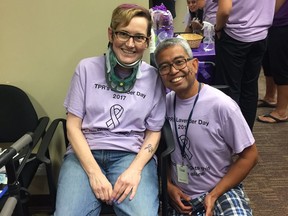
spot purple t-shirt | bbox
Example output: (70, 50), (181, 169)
(214, 0), (275, 42)
(166, 85), (254, 199)
(203, 0), (218, 24)
(64, 56), (166, 154)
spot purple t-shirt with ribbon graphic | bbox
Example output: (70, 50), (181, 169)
(64, 55), (166, 154)
(166, 85), (254, 199)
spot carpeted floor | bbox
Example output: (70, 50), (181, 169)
(242, 73), (288, 215)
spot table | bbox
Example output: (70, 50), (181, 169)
(192, 43), (216, 84)
(192, 43), (215, 62)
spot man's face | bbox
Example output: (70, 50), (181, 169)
(156, 45), (199, 98)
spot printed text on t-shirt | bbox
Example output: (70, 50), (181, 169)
(94, 83), (146, 99)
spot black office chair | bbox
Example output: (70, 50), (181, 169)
(37, 118), (175, 215)
(156, 119), (175, 216)
(0, 84), (49, 215)
(197, 61), (215, 85)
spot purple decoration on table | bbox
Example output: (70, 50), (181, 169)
(150, 3), (174, 45)
(152, 4), (167, 11)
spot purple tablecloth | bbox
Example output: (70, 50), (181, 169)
(192, 43), (215, 62)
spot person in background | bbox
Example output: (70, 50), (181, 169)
(257, 0), (288, 123)
(202, 0), (217, 25)
(154, 37), (258, 216)
(54, 4), (166, 216)
(257, 53), (277, 108)
(184, 0), (205, 34)
(213, 0), (276, 130)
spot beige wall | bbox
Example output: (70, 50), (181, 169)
(0, 0), (187, 120)
(0, 0), (148, 120)
(174, 0), (188, 32)
(0, 0), (186, 194)
(0, 0), (150, 194)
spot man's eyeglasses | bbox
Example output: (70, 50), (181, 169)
(113, 31), (148, 44)
(158, 57), (193, 75)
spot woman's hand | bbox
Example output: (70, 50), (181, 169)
(191, 20), (203, 33)
(111, 168), (141, 204)
(89, 172), (113, 204)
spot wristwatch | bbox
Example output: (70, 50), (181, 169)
(214, 24), (222, 33)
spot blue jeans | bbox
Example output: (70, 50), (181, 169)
(54, 150), (159, 216)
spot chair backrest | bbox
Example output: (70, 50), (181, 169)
(0, 84), (38, 142)
(197, 61), (215, 85)
(211, 85), (231, 96)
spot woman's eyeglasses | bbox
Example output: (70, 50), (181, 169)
(113, 31), (148, 44)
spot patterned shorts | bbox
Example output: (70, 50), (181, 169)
(168, 184), (253, 216)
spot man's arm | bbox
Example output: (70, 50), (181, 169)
(215, 0), (232, 32)
(275, 0), (287, 13)
(204, 144), (258, 215)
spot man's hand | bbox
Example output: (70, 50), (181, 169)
(203, 193), (217, 216)
(167, 182), (193, 214)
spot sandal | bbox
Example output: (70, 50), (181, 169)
(257, 113), (288, 123)
(257, 100), (276, 108)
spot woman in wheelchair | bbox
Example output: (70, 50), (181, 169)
(54, 3), (166, 216)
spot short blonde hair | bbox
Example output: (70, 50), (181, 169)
(110, 4), (152, 37)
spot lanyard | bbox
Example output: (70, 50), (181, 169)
(173, 83), (202, 160)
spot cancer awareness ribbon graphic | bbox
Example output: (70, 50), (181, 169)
(106, 104), (124, 129)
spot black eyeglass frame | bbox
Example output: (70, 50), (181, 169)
(113, 31), (149, 44)
(158, 57), (194, 75)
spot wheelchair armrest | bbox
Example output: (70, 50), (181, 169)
(36, 118), (67, 164)
(0, 133), (33, 168)
(0, 196), (18, 216)
(158, 119), (175, 216)
(159, 119), (175, 160)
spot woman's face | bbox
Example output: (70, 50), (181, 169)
(187, 0), (198, 12)
(187, 0), (206, 11)
(108, 16), (149, 65)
